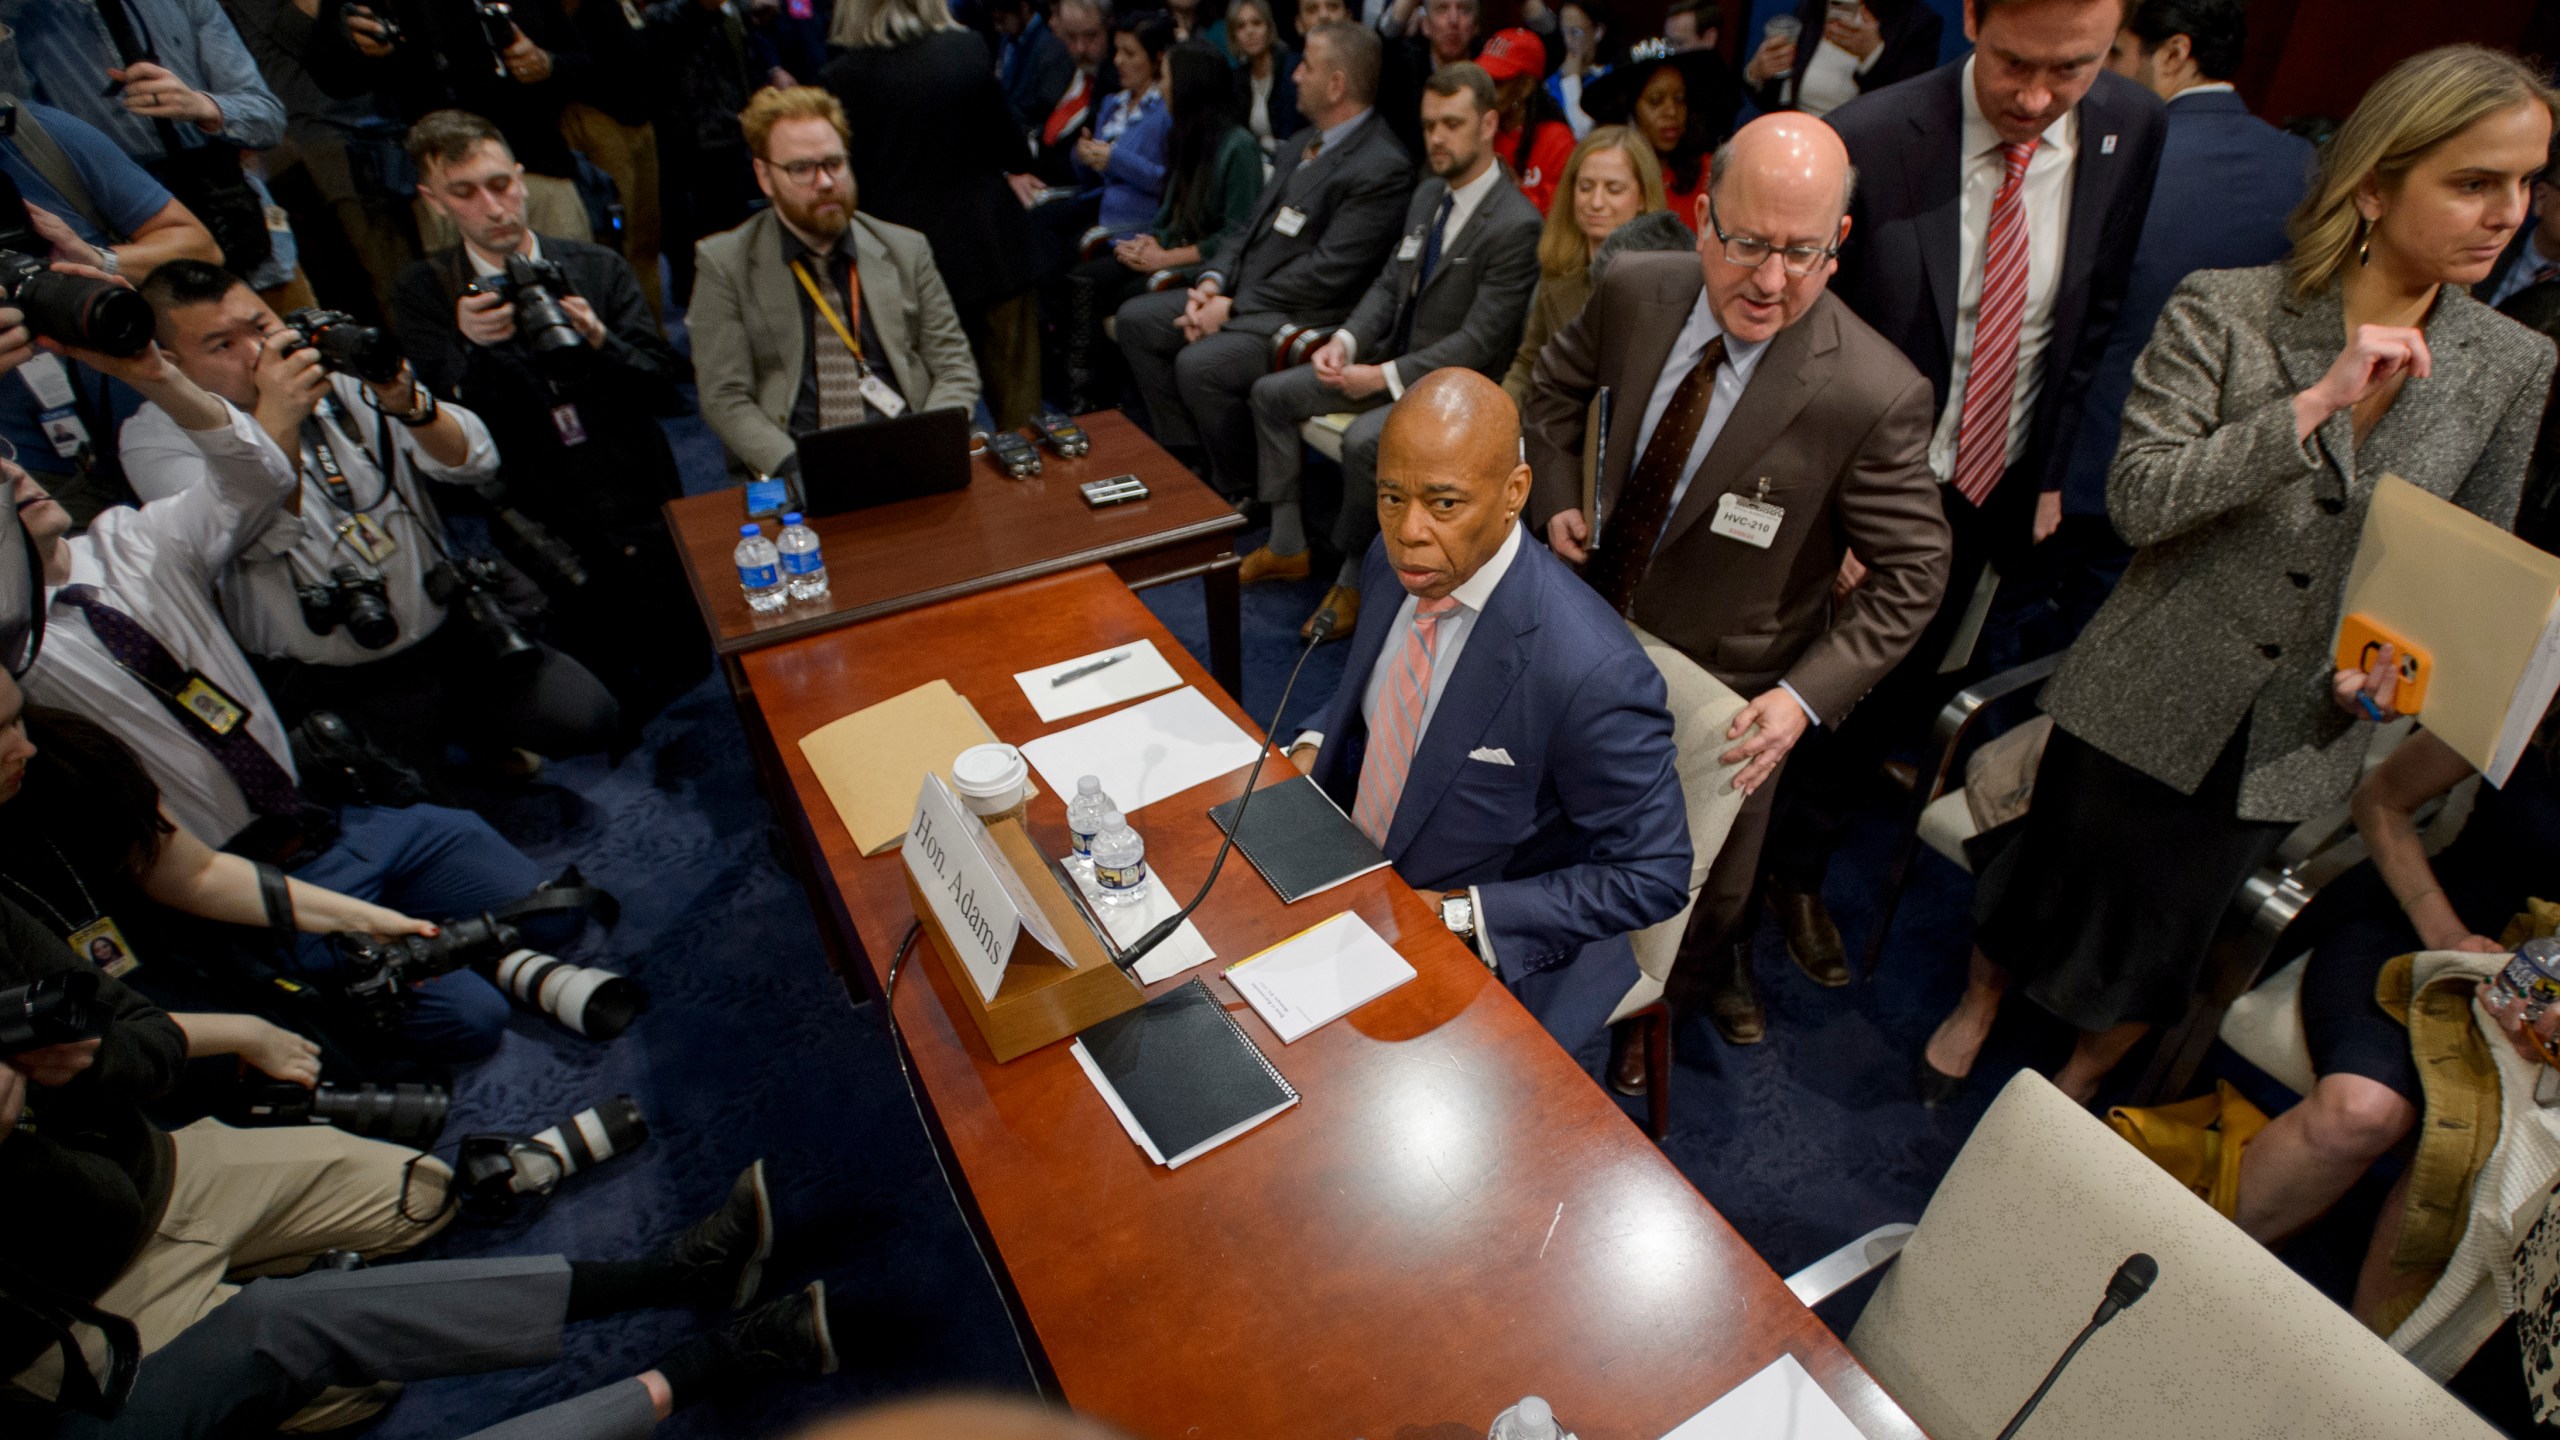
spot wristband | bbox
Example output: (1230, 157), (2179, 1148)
(254, 862), (297, 937)
(393, 391), (438, 427)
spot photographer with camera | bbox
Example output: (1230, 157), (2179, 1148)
(394, 109), (708, 721)
(0, 97), (221, 523)
(300, 0), (595, 183)
(129, 259), (621, 786)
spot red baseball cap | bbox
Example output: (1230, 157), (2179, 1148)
(1475, 28), (1546, 84)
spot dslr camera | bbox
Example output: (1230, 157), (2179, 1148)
(280, 306), (404, 386)
(0, 161), (153, 358)
(0, 969), (106, 1057)
(297, 564), (400, 650)
(462, 253), (585, 371)
(327, 909), (648, 1041)
(423, 556), (537, 668)
(229, 1076), (451, 1148)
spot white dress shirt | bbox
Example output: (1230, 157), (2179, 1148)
(25, 402), (303, 848)
(466, 233), (542, 279)
(122, 375), (501, 667)
(1795, 36), (1883, 118)
(1926, 56), (2077, 485)
(1342, 160), (1509, 397)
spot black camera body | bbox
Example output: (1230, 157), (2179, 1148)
(463, 253), (584, 369)
(297, 564), (400, 650)
(0, 169), (153, 358)
(329, 911), (520, 1035)
(281, 306), (404, 385)
(0, 969), (105, 1058)
(423, 556), (538, 668)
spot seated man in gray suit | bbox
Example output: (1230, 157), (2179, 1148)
(1115, 21), (1414, 498)
(687, 87), (981, 484)
(1243, 61), (1541, 643)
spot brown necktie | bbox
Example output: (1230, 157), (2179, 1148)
(808, 258), (867, 429)
(1584, 334), (1726, 614)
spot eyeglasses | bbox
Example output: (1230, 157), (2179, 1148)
(770, 154), (850, 185)
(1707, 200), (1840, 277)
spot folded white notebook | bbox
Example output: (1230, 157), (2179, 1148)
(1223, 910), (1416, 1044)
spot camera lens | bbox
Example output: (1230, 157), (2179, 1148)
(0, 969), (102, 1055)
(309, 1081), (451, 1148)
(287, 308), (405, 385)
(333, 572), (399, 651)
(1, 256), (154, 357)
(492, 947), (650, 1039)
(512, 1093), (648, 1193)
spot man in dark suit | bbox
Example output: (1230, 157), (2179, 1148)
(1116, 21), (1415, 497)
(1755, 0), (2164, 990)
(1525, 113), (1950, 1046)
(2040, 0), (2312, 634)
(1243, 61), (1542, 642)
(1289, 369), (1692, 1063)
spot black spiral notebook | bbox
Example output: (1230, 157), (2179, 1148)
(1072, 978), (1299, 1169)
(1205, 775), (1391, 904)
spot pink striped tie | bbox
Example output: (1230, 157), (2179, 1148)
(1952, 139), (2037, 507)
(1351, 596), (1460, 847)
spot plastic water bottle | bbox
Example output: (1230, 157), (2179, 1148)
(1088, 810), (1149, 907)
(777, 511), (829, 602)
(1489, 1397), (1567, 1440)
(735, 524), (785, 613)
(1064, 774), (1116, 876)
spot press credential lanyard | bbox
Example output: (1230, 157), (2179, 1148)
(791, 257), (867, 371)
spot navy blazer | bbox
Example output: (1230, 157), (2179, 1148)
(2060, 88), (2313, 517)
(1826, 61), (2166, 559)
(1304, 533), (1691, 1053)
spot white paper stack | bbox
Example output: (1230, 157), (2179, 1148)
(1018, 686), (1264, 814)
(1224, 911), (1416, 1043)
(1658, 1355), (1864, 1440)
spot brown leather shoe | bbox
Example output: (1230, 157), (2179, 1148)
(1705, 941), (1765, 1045)
(1302, 584), (1359, 642)
(1880, 759), (1921, 793)
(1769, 883), (1850, 987)
(1238, 545), (1311, 585)
(1609, 1024), (1650, 1096)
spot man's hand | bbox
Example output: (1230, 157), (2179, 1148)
(110, 62), (224, 130)
(1547, 508), (1591, 564)
(1178, 290), (1232, 342)
(2333, 641), (2405, 721)
(1289, 742), (1317, 775)
(2033, 489), (2062, 543)
(1005, 172), (1045, 208)
(12, 1038), (100, 1088)
(1823, 3), (1881, 59)
(500, 26), (554, 84)
(559, 296), (608, 347)
(252, 327), (331, 441)
(1720, 689), (1811, 795)
(1326, 362), (1387, 399)
(1832, 550), (1868, 601)
(343, 3), (397, 57)
(2296, 323), (2430, 439)
(1744, 32), (1796, 84)
(1115, 234), (1171, 273)
(1308, 332), (1351, 384)
(458, 288), (518, 347)
(239, 1019), (322, 1088)
(0, 305), (31, 377)
(22, 204), (108, 272)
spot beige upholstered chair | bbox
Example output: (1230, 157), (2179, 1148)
(1611, 626), (1747, 1137)
(1790, 1071), (2497, 1439)
(413, 173), (594, 256)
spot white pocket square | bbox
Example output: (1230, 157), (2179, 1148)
(1468, 746), (1516, 766)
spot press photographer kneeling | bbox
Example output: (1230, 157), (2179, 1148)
(127, 260), (619, 788)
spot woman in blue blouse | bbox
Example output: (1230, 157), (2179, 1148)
(1074, 11), (1175, 243)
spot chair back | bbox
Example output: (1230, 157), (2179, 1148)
(1849, 1071), (2500, 1440)
(1624, 625), (1747, 988)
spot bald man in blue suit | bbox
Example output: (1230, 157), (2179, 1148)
(1287, 369), (1692, 1063)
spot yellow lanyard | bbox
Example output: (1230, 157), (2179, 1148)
(790, 258), (865, 369)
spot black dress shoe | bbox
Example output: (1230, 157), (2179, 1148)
(1706, 963), (1765, 1046)
(668, 1159), (773, 1310)
(1768, 884), (1850, 987)
(1916, 1056), (1967, 1110)
(721, 1280), (837, 1380)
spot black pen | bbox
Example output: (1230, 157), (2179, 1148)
(1050, 652), (1128, 687)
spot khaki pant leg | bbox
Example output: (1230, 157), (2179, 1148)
(560, 103), (665, 318)
(156, 1120), (457, 1278)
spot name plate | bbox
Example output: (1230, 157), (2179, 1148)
(903, 775), (1072, 1004)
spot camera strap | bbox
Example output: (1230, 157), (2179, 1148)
(0, 1256), (140, 1419)
(254, 860), (295, 939)
(492, 867), (621, 930)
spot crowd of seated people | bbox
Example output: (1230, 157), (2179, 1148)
(5, 0), (2560, 1429)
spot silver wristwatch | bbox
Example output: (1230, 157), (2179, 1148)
(96, 247), (120, 277)
(1442, 893), (1492, 968)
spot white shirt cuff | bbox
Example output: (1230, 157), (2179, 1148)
(1383, 359), (1407, 401)
(1776, 680), (1822, 729)
(1469, 883), (1498, 972)
(1291, 730), (1324, 755)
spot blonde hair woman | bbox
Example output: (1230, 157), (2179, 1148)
(1918, 46), (2560, 1110)
(1500, 126), (1669, 405)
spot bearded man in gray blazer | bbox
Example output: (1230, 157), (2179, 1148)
(688, 87), (981, 484)
(1525, 113), (1951, 1055)
(1243, 61), (1543, 642)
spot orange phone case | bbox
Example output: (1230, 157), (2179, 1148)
(2334, 613), (2431, 714)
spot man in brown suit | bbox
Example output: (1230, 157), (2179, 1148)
(1524, 112), (1950, 1050)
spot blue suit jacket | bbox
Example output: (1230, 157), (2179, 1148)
(2060, 89), (2314, 516)
(1305, 534), (1692, 1055)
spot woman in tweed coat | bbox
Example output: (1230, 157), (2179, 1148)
(1919, 47), (2560, 1108)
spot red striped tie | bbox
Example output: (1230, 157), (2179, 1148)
(1952, 140), (2037, 507)
(1351, 596), (1460, 847)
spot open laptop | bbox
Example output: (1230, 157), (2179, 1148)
(791, 406), (974, 518)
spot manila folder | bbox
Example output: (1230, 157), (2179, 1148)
(798, 679), (999, 856)
(2338, 475), (2560, 784)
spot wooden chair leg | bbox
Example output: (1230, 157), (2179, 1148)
(1642, 1001), (1672, 1140)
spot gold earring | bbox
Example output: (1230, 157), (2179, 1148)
(2357, 216), (2373, 267)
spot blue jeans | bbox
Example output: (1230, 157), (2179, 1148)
(286, 805), (565, 1060)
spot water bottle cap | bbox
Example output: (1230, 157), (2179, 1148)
(1076, 775), (1101, 795)
(782, 512), (803, 525)
(739, 523), (762, 537)
(1517, 1398), (1554, 1435)
(1101, 810), (1125, 829)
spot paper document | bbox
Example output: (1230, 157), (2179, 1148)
(1019, 686), (1264, 815)
(1659, 1355), (1864, 1440)
(1225, 910), (1416, 1043)
(1014, 639), (1184, 723)
(1063, 858), (1215, 984)
(799, 680), (1004, 855)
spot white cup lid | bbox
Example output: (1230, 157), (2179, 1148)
(950, 743), (1028, 798)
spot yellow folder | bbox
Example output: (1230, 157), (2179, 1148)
(2335, 475), (2560, 785)
(797, 679), (1006, 856)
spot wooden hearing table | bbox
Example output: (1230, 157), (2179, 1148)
(738, 564), (1924, 1440)
(663, 408), (1246, 694)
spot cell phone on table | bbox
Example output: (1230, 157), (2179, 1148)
(744, 475), (793, 519)
(1080, 474), (1148, 507)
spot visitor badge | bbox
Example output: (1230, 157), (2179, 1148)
(175, 673), (248, 736)
(69, 916), (138, 977)
(1396, 232), (1422, 262)
(339, 513), (396, 565)
(38, 409), (88, 459)
(17, 353), (75, 408)
(551, 402), (587, 447)
(1274, 206), (1308, 237)
(1711, 481), (1785, 550)
(858, 372), (907, 419)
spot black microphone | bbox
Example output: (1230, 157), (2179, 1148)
(1114, 606), (1339, 973)
(1991, 1253), (2157, 1440)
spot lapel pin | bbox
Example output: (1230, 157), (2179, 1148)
(2101, 133), (2119, 155)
